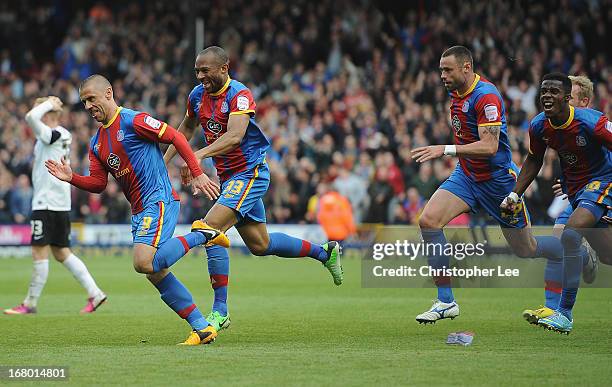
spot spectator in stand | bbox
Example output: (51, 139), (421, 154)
(316, 184), (356, 244)
(0, 0), (609, 226)
(9, 174), (33, 224)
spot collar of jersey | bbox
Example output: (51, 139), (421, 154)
(549, 105), (574, 130)
(103, 106), (123, 128)
(455, 74), (480, 99)
(209, 77), (231, 97)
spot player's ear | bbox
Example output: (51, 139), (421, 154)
(105, 87), (113, 100)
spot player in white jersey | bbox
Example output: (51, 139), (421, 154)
(4, 96), (107, 315)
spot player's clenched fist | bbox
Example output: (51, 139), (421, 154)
(500, 191), (520, 215)
(411, 145), (445, 163)
(190, 173), (220, 200)
(552, 179), (566, 199)
(45, 158), (73, 182)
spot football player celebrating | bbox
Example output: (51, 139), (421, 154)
(501, 72), (612, 333)
(163, 46), (343, 332)
(46, 75), (229, 345)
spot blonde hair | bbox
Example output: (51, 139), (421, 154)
(568, 75), (594, 101)
(34, 97), (50, 106)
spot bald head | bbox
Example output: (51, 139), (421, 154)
(79, 74), (118, 124)
(197, 46), (229, 66)
(80, 74), (112, 92)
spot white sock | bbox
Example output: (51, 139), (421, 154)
(62, 254), (102, 298)
(24, 259), (49, 308)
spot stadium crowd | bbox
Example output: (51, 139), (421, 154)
(0, 0), (610, 227)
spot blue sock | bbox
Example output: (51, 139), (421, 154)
(534, 236), (563, 261)
(421, 229), (453, 303)
(263, 233), (327, 262)
(206, 245), (229, 316)
(152, 232), (205, 272)
(544, 259), (562, 309)
(559, 288), (578, 320)
(559, 228), (583, 320)
(154, 272), (208, 330)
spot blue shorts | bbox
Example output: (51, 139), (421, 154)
(440, 165), (530, 228)
(217, 162), (270, 226)
(568, 179), (611, 225)
(131, 200), (180, 247)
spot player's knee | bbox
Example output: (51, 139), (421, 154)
(133, 260), (154, 274)
(248, 241), (269, 256)
(418, 211), (442, 230)
(560, 228), (582, 249)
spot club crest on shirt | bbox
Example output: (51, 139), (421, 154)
(207, 119), (223, 134)
(117, 129), (124, 142)
(575, 135), (586, 147)
(461, 101), (469, 112)
(559, 150), (578, 165)
(452, 114), (462, 134)
(107, 153), (121, 170)
(221, 101), (229, 114)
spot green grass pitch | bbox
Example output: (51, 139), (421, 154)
(1, 250), (611, 386)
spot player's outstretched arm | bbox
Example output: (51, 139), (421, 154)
(163, 112), (199, 165)
(132, 114), (220, 200)
(410, 124), (500, 163)
(45, 151), (108, 193)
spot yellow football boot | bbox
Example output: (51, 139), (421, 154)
(522, 306), (554, 325)
(191, 220), (230, 248)
(178, 326), (218, 346)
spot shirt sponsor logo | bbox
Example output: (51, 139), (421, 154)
(606, 121), (612, 134)
(107, 153), (121, 170)
(452, 114), (462, 134)
(114, 167), (130, 178)
(575, 135), (586, 147)
(117, 129), (125, 142)
(207, 119), (223, 134)
(237, 95), (250, 111)
(461, 101), (469, 112)
(221, 101), (229, 113)
(559, 150), (578, 165)
(484, 104), (498, 122)
(144, 115), (162, 129)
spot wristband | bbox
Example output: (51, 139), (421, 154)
(443, 145), (457, 156)
(508, 192), (520, 203)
